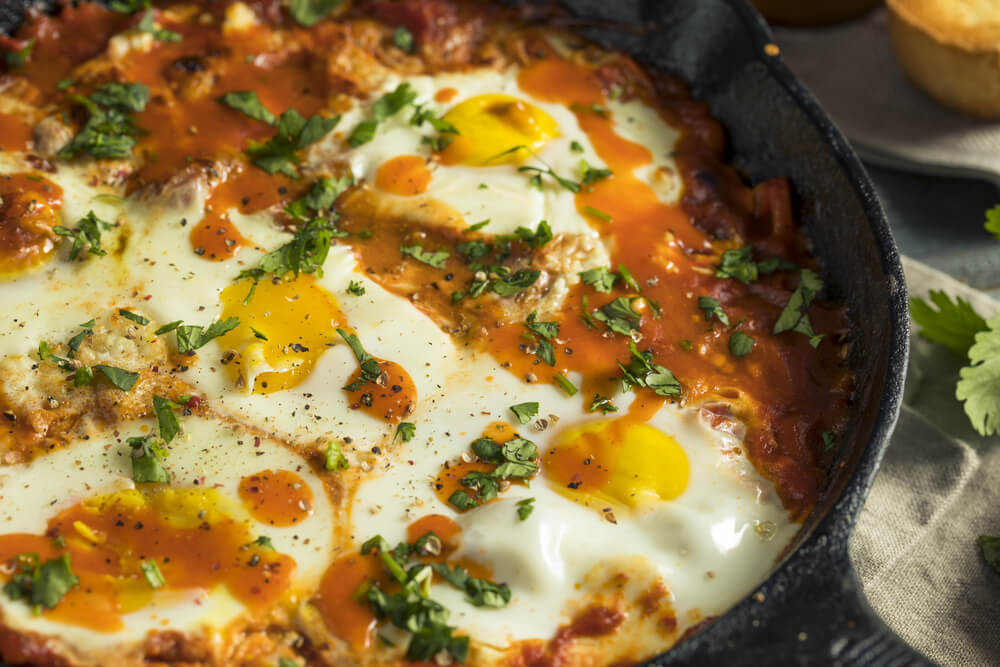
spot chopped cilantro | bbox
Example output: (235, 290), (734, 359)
(588, 393), (618, 414)
(956, 312), (1000, 436)
(74, 366), (94, 386)
(152, 395), (181, 444)
(570, 140), (584, 153)
(118, 309), (149, 325)
(325, 440), (349, 471)
(570, 102), (609, 118)
(137, 9), (181, 42)
(773, 269), (824, 347)
(679, 339), (692, 352)
(245, 109), (339, 176)
(59, 83), (149, 160)
(172, 317), (239, 355)
(107, 0), (148, 12)
(715, 246), (795, 284)
(618, 340), (681, 397)
(698, 296), (730, 327)
(128, 435), (170, 483)
(821, 430), (837, 452)
(524, 312), (558, 366)
(432, 562), (511, 608)
(910, 290), (988, 359)
(217, 90), (276, 125)
(251, 327), (268, 340)
(279, 658), (301, 667)
(583, 205), (611, 222)
(515, 497), (534, 521)
(980, 535), (1000, 575)
(985, 205), (1000, 241)
(554, 372), (578, 396)
(729, 330), (755, 357)
(394, 422), (416, 443)
(140, 559), (166, 588)
(579, 159), (612, 185)
(467, 219), (490, 231)
(3, 553), (78, 611)
(67, 319), (95, 354)
(401, 244), (449, 269)
(393, 25), (415, 52)
(236, 217), (337, 301)
(288, 0), (342, 27)
(619, 264), (641, 292)
(253, 535), (275, 550)
(93, 364), (139, 391)
(349, 83), (417, 147)
(509, 401), (538, 425)
(593, 297), (641, 336)
(4, 38), (34, 69)
(53, 211), (113, 260)
(509, 220), (553, 248)
(337, 328), (382, 392)
(579, 266), (617, 293)
(347, 280), (366, 296)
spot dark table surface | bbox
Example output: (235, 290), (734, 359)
(867, 164), (1000, 298)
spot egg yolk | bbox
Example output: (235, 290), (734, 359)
(438, 94), (559, 166)
(217, 273), (344, 393)
(544, 418), (690, 510)
(0, 487), (294, 633)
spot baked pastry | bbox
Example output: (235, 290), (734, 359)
(888, 0), (1000, 118)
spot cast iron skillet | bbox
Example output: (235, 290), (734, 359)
(0, 1), (916, 665)
(546, 1), (920, 665)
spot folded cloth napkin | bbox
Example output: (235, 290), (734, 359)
(773, 10), (1000, 186)
(849, 257), (1000, 666)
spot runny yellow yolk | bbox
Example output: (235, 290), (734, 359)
(437, 94), (559, 166)
(217, 273), (344, 394)
(543, 418), (690, 510)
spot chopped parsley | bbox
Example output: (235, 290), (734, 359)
(236, 216), (337, 302)
(140, 559), (166, 589)
(579, 266), (618, 293)
(217, 90), (276, 125)
(324, 440), (349, 471)
(773, 269), (824, 347)
(3, 553), (78, 611)
(593, 297), (641, 336)
(509, 401), (538, 425)
(347, 280), (366, 296)
(394, 25), (415, 53)
(715, 245), (795, 284)
(698, 296), (730, 327)
(394, 422), (416, 443)
(337, 328), (382, 392)
(252, 535), (275, 550)
(618, 340), (681, 397)
(59, 83), (149, 160)
(515, 497), (534, 521)
(137, 9), (181, 42)
(570, 140), (584, 153)
(288, 0), (342, 27)
(729, 330), (755, 357)
(53, 211), (113, 260)
(165, 317), (240, 355)
(451, 267), (540, 302)
(245, 109), (339, 176)
(589, 393), (618, 414)
(349, 83), (417, 147)
(401, 244), (449, 269)
(128, 435), (170, 483)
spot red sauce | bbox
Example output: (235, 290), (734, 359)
(513, 604), (627, 667)
(375, 155), (433, 196)
(0, 113), (32, 153)
(435, 87), (459, 103)
(0, 173), (63, 277)
(314, 554), (380, 651)
(238, 469), (314, 526)
(343, 358), (418, 423)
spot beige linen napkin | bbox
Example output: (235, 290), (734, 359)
(774, 10), (1000, 185)
(850, 257), (1000, 666)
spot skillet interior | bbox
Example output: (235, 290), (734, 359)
(0, 0), (913, 664)
(550, 0), (914, 664)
